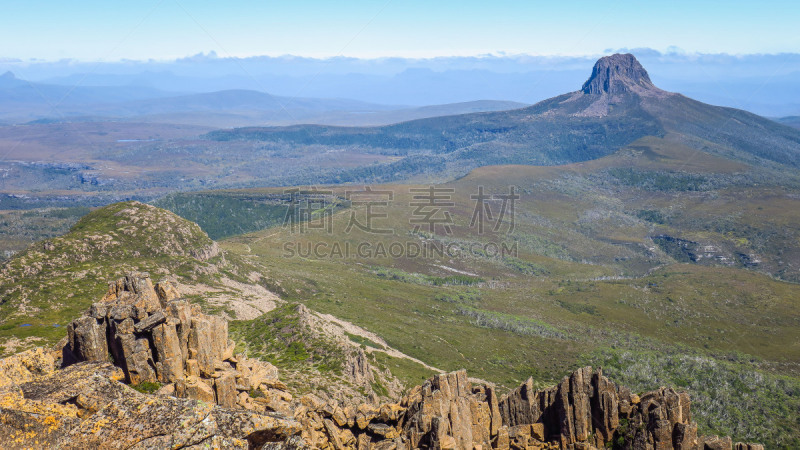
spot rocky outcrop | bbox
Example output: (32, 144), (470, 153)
(0, 357), (301, 449)
(0, 346), (55, 387)
(581, 53), (657, 95)
(297, 368), (763, 450)
(63, 272), (293, 415)
(241, 302), (405, 406)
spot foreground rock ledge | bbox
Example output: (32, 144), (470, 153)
(0, 357), (301, 449)
(0, 273), (765, 449)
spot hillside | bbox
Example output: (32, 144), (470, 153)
(777, 115), (800, 129)
(0, 201), (279, 355)
(0, 202), (436, 401)
(1, 190), (798, 445)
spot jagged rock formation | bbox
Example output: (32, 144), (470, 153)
(0, 201), (249, 360)
(581, 53), (657, 95)
(63, 272), (293, 415)
(297, 369), (764, 450)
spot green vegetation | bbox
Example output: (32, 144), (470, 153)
(154, 190), (348, 240)
(457, 307), (568, 340)
(652, 235), (698, 263)
(213, 151), (800, 447)
(502, 256), (549, 275)
(634, 209), (666, 224)
(230, 303), (345, 376)
(607, 168), (711, 191)
(130, 381), (162, 395)
(0, 206), (90, 261)
(371, 266), (484, 286)
(248, 388), (265, 399)
(370, 352), (436, 390)
(588, 348), (800, 448)
(345, 332), (384, 350)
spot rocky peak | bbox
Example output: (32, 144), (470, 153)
(581, 53), (657, 95)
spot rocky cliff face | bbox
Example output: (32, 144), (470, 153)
(299, 369), (763, 450)
(565, 53), (671, 118)
(0, 273), (766, 449)
(581, 53), (658, 95)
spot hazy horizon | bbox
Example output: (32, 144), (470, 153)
(3, 49), (800, 117)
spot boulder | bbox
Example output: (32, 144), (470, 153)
(134, 310), (166, 333)
(215, 371), (238, 408)
(0, 347), (56, 388)
(185, 376), (216, 404)
(188, 315), (227, 377)
(151, 322), (183, 383)
(67, 316), (108, 362)
(154, 281), (180, 307)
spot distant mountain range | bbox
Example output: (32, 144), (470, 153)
(0, 71), (526, 126)
(209, 54), (800, 173)
(2, 54), (798, 199)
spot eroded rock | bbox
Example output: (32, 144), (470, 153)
(62, 273), (292, 415)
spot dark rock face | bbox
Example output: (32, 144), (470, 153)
(299, 367), (764, 450)
(581, 53), (657, 95)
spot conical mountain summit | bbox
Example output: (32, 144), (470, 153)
(581, 53), (660, 95)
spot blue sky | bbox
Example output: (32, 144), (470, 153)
(1, 0), (799, 61)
